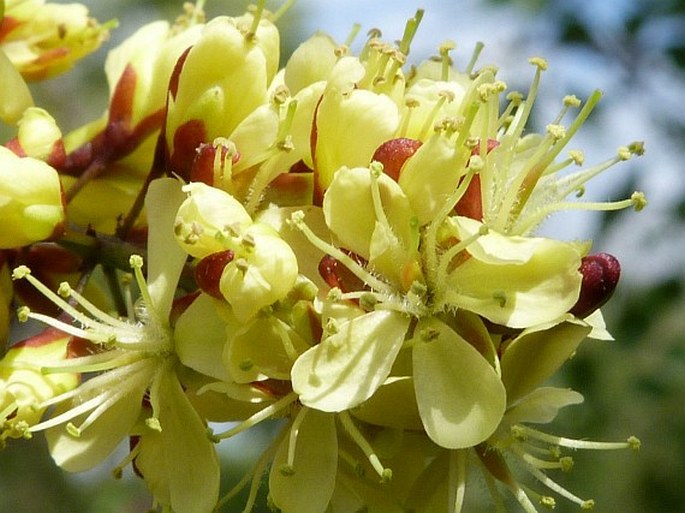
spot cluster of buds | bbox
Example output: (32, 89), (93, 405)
(1, 2), (645, 513)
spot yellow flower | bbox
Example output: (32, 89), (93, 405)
(0, 146), (65, 248)
(0, 48), (32, 124)
(1, 328), (79, 445)
(0, 0), (111, 80)
(174, 182), (298, 322)
(165, 12), (279, 179)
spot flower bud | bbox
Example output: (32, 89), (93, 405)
(1, 328), (79, 441)
(0, 146), (65, 248)
(570, 252), (621, 318)
(0, 0), (110, 80)
(103, 18), (203, 130)
(12, 107), (64, 160)
(371, 137), (423, 182)
(195, 250), (235, 299)
(165, 15), (276, 178)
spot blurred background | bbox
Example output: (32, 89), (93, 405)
(2, 0), (684, 512)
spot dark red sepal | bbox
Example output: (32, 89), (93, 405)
(570, 252), (621, 318)
(318, 251), (367, 293)
(194, 251), (235, 299)
(371, 137), (423, 182)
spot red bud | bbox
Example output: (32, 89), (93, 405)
(318, 251), (367, 293)
(371, 138), (423, 181)
(194, 250), (235, 299)
(570, 252), (621, 318)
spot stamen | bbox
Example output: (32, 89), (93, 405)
(369, 163), (402, 249)
(513, 90), (603, 216)
(288, 211), (394, 295)
(423, 166), (476, 286)
(271, 0), (296, 22)
(449, 450), (468, 513)
(514, 192), (647, 235)
(510, 444), (570, 471)
(247, 0), (266, 39)
(436, 223), (489, 289)
(13, 267), (114, 334)
(465, 42), (485, 75)
(398, 9), (424, 57)
(511, 487), (540, 513)
(130, 255), (165, 331)
(40, 350), (134, 375)
(514, 425), (641, 451)
(22, 310), (116, 345)
(439, 40), (457, 82)
(344, 23), (361, 49)
(497, 92), (523, 129)
(214, 391), (298, 440)
(417, 91), (451, 141)
(112, 441), (141, 479)
(338, 411), (392, 482)
(62, 284), (132, 330)
(274, 320), (300, 363)
(525, 464), (592, 509)
(283, 406), (309, 474)
(338, 447), (365, 476)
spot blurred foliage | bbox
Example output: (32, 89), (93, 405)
(2, 0), (684, 512)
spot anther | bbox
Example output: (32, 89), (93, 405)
(546, 123), (566, 141)
(369, 161), (384, 178)
(146, 417), (162, 432)
(359, 292), (379, 311)
(11, 265), (31, 280)
(560, 456), (574, 472)
(129, 255), (144, 269)
(272, 85), (290, 105)
(627, 436), (641, 451)
(17, 306), (30, 323)
(419, 327), (439, 341)
(468, 155), (484, 171)
(279, 463), (295, 476)
(563, 95), (581, 108)
(58, 282), (71, 298)
(528, 56), (548, 70)
(506, 91), (523, 105)
(630, 191), (647, 212)
(235, 258), (249, 273)
(569, 150), (585, 166)
(493, 290), (507, 307)
(628, 141), (645, 156)
(325, 318), (340, 335)
(239, 358), (254, 371)
(540, 496), (556, 509)
(617, 146), (632, 161)
(66, 423), (81, 438)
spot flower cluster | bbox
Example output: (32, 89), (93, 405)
(1, 2), (644, 512)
